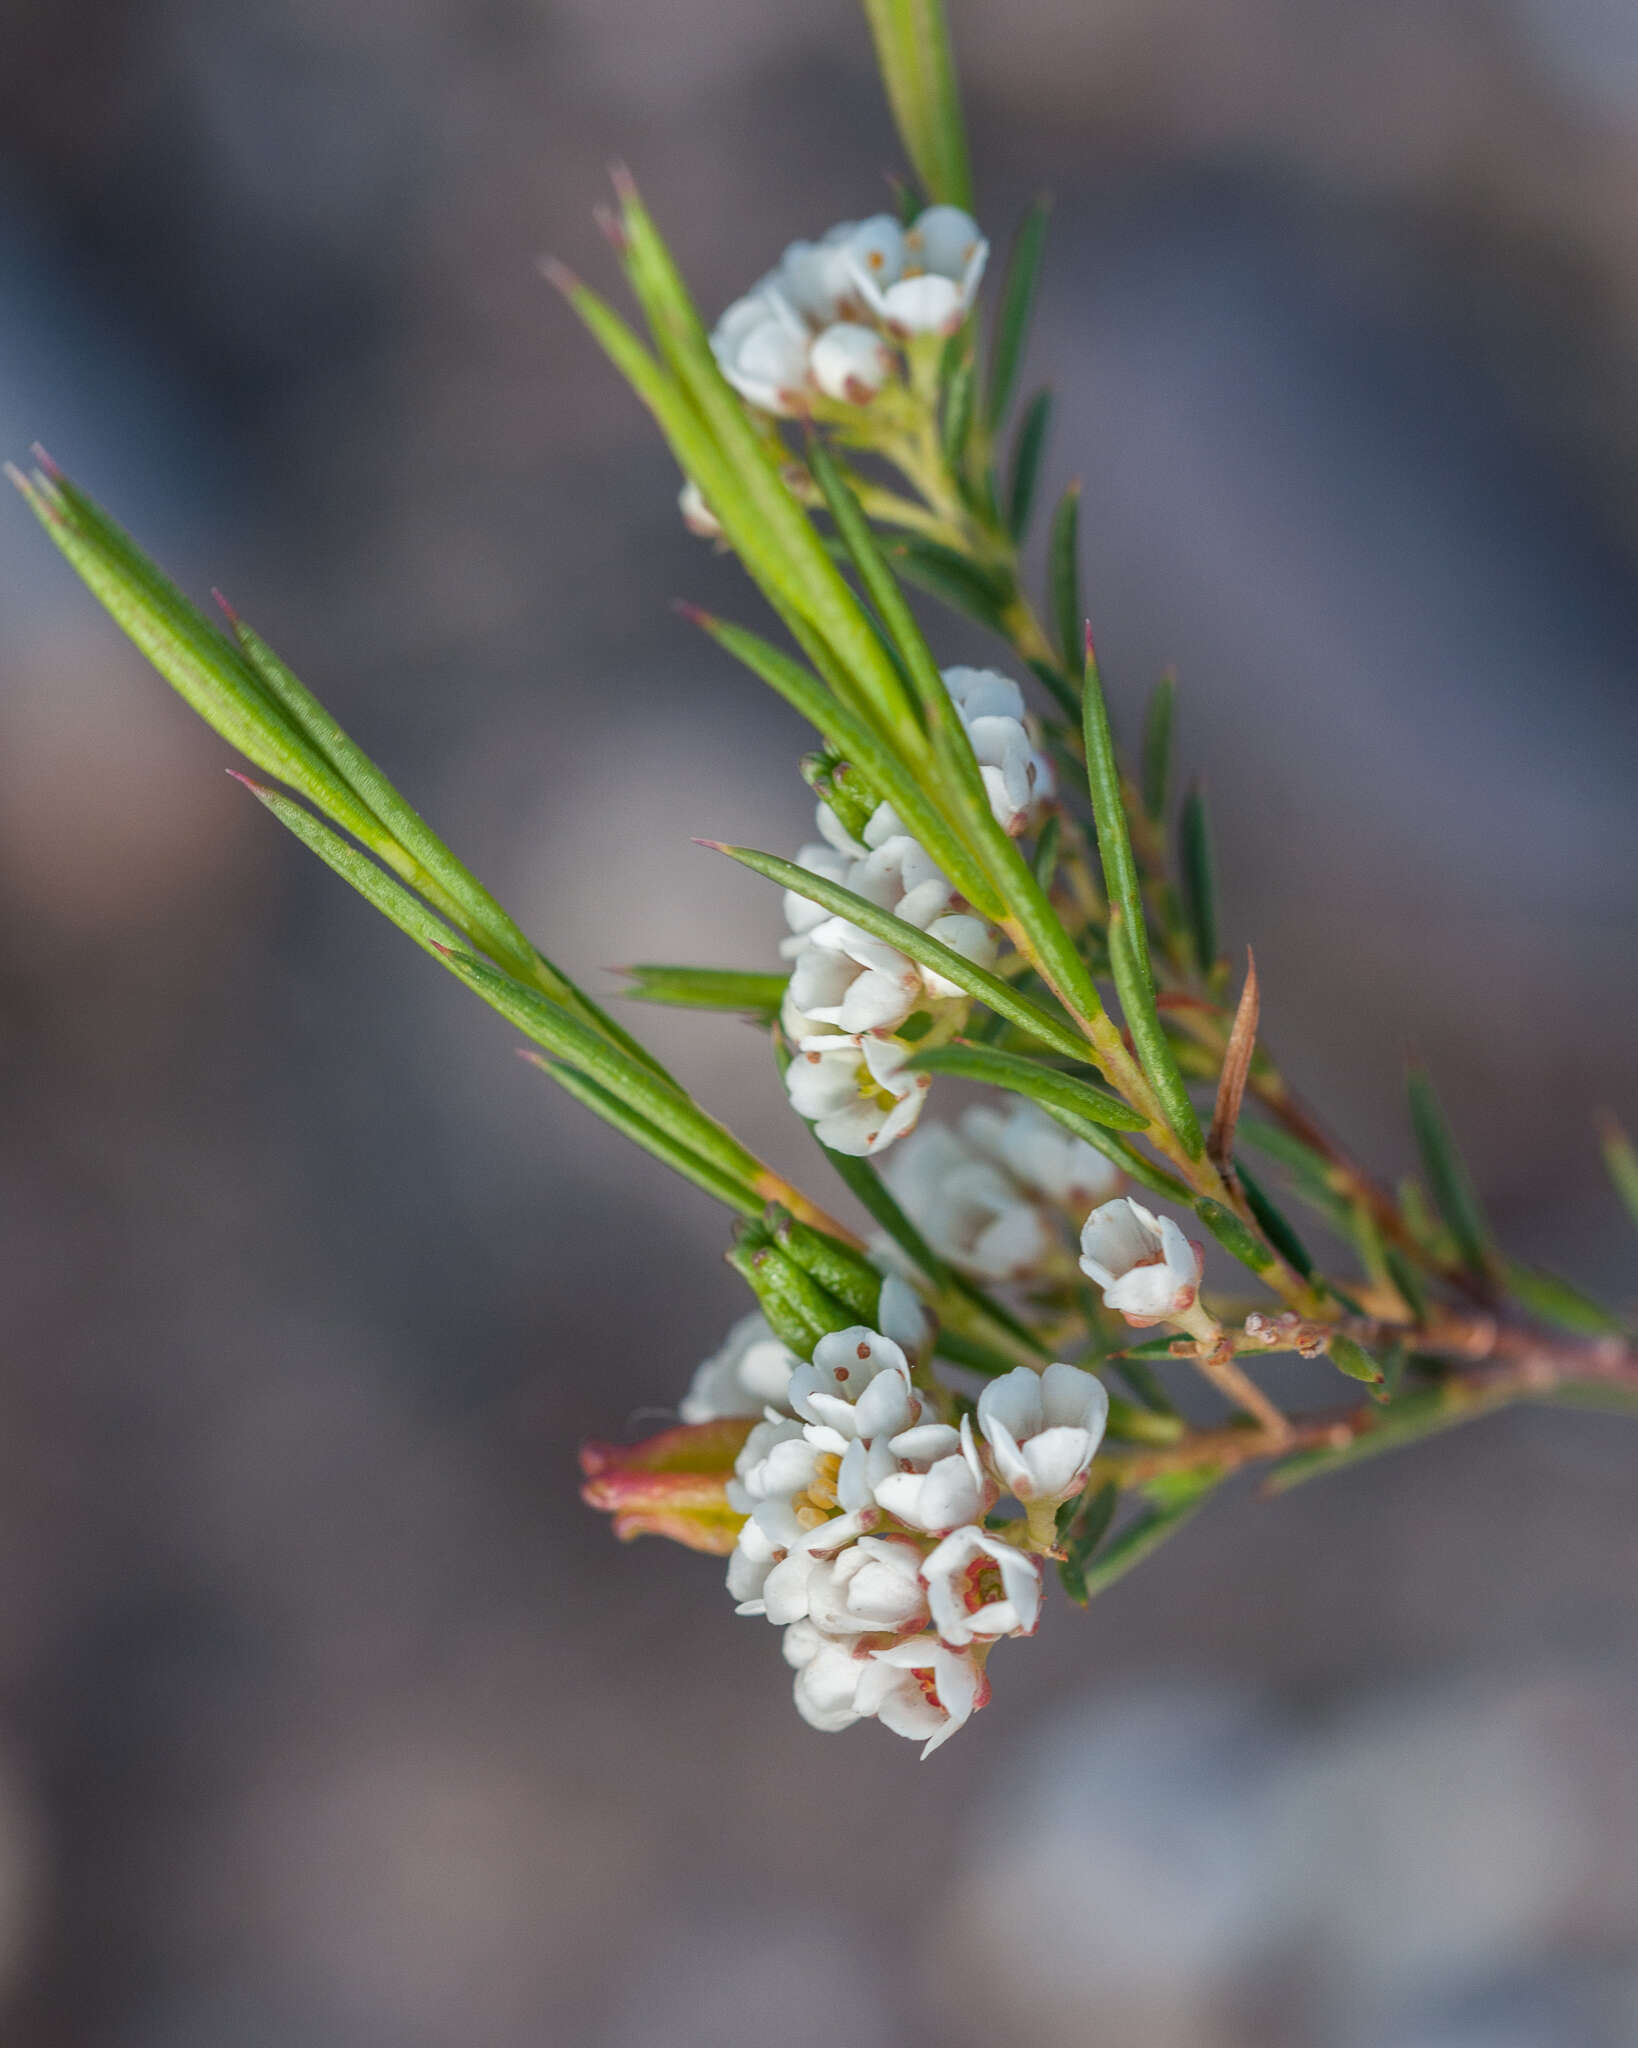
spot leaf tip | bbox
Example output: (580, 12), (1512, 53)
(538, 255), (582, 298)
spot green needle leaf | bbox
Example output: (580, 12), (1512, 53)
(1328, 1334), (1385, 1387)
(711, 841), (1092, 1062)
(939, 343), (979, 478)
(1109, 908), (1204, 1157)
(1048, 481), (1082, 671)
(987, 195), (1050, 428)
(1502, 1261), (1622, 1337)
(882, 537), (1012, 635)
(859, 0), (974, 209)
(520, 1054), (763, 1217)
(1234, 1158), (1316, 1280)
(905, 1039), (1147, 1131)
(1599, 1113), (1638, 1237)
(620, 966), (789, 1017)
(1406, 1063), (1492, 1278)
(1006, 389), (1052, 541)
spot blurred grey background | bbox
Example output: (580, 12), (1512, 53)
(1, 2), (1636, 2042)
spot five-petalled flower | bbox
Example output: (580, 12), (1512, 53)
(1079, 1196), (1205, 1326)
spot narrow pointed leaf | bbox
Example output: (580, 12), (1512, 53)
(906, 1040), (1147, 1131)
(1503, 1261), (1622, 1337)
(1180, 780), (1219, 974)
(1599, 1114), (1638, 1236)
(1193, 1198), (1276, 1277)
(1006, 388), (1052, 540)
(882, 536), (1011, 633)
(1048, 482), (1082, 670)
(859, 0), (973, 209)
(1109, 907), (1204, 1155)
(1328, 1334), (1385, 1387)
(1406, 1064), (1491, 1277)
(520, 1054), (762, 1216)
(1235, 1158), (1316, 1281)
(10, 466), (385, 848)
(987, 195), (1050, 427)
(620, 966), (788, 1016)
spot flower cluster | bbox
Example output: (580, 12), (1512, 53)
(726, 1321), (1108, 1755)
(583, 1190), (1228, 1750)
(779, 668), (1053, 1155)
(708, 206), (989, 417)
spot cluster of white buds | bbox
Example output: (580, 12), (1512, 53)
(722, 1308), (1109, 1755)
(708, 205), (989, 418)
(882, 1100), (1121, 1284)
(779, 668), (1054, 1156)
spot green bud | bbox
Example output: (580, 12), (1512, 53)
(1327, 1334), (1384, 1387)
(800, 748), (880, 842)
(766, 1206), (882, 1324)
(726, 1225), (856, 1358)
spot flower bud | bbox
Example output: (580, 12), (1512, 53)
(579, 1417), (753, 1554)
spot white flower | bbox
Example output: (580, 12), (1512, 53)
(787, 923), (923, 1034)
(855, 1634), (988, 1756)
(724, 1416), (878, 1621)
(882, 1123), (1052, 1282)
(810, 321), (893, 403)
(851, 204), (988, 337)
(976, 1362), (1110, 1504)
(817, 214), (907, 314)
(788, 1324), (932, 1516)
(873, 1413), (988, 1533)
(923, 1524), (1043, 1646)
(677, 478), (721, 540)
(782, 1619), (870, 1732)
(710, 288), (811, 414)
(959, 1099), (1119, 1210)
(906, 204), (987, 282)
(784, 1031), (931, 1156)
(806, 1534), (929, 1638)
(942, 665), (1055, 836)
(1080, 1196), (1204, 1326)
(780, 841), (854, 957)
(679, 1311), (799, 1423)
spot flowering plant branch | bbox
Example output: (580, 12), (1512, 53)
(11, 0), (1636, 1756)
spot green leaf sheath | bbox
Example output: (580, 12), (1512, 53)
(987, 196), (1050, 428)
(859, 0), (974, 209)
(1406, 1064), (1491, 1277)
(715, 841), (1092, 1063)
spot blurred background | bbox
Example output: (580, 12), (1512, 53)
(1, 1), (1637, 2041)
